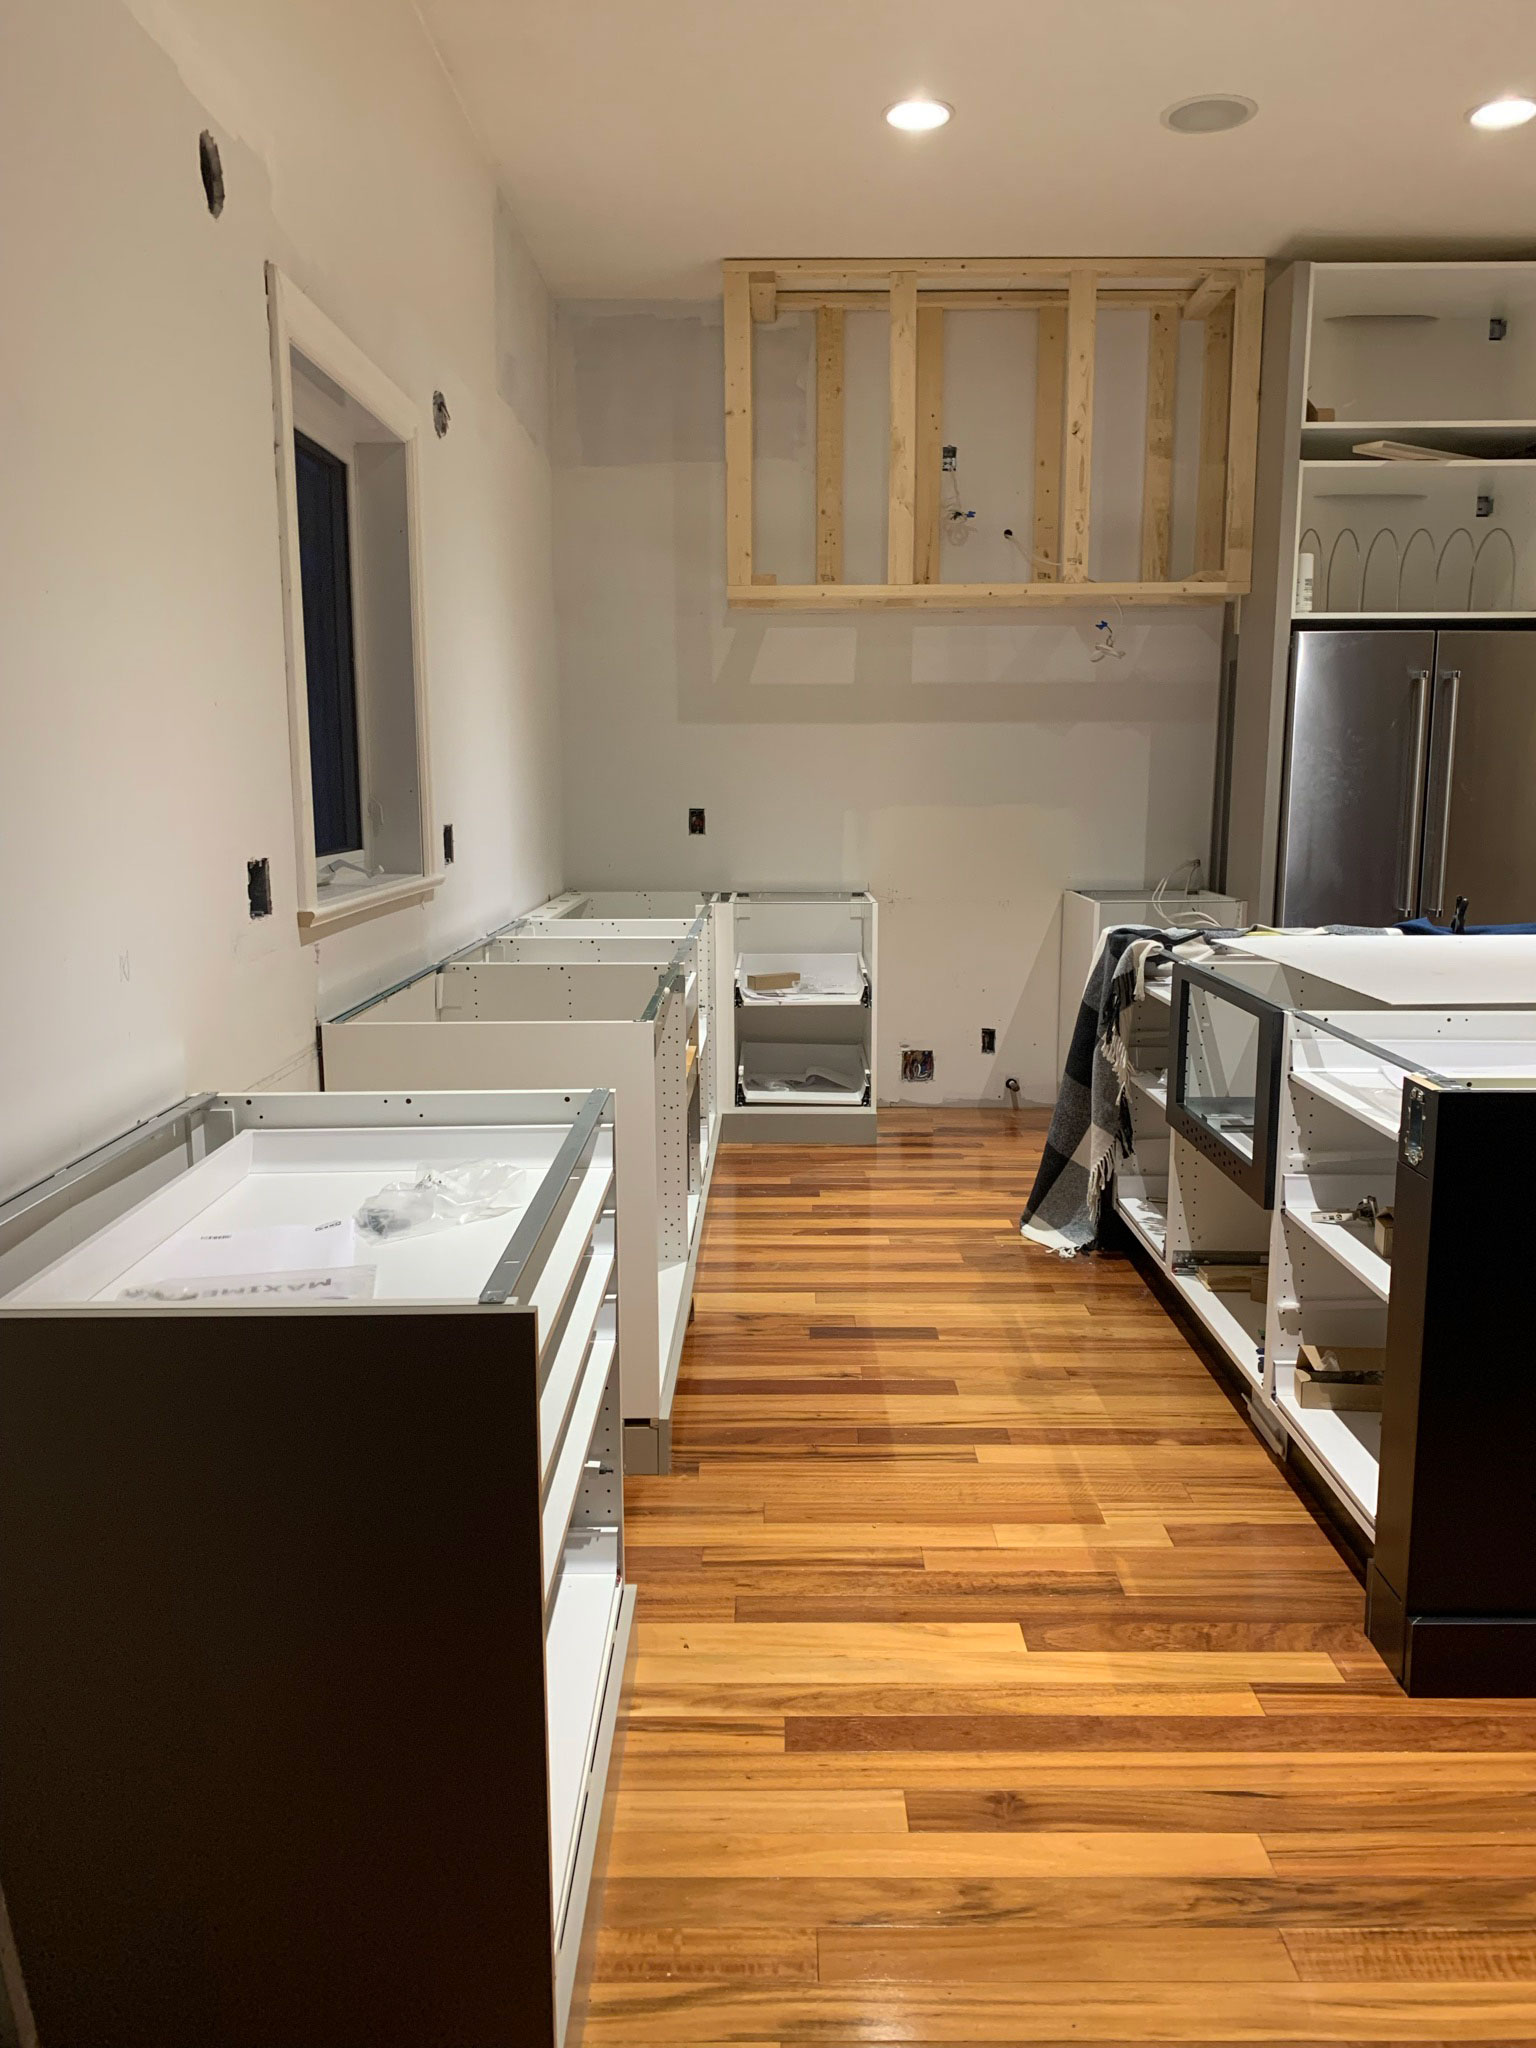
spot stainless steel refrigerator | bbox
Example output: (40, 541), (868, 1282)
(1276, 628), (1536, 926)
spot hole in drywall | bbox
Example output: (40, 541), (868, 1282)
(247, 857), (272, 919)
(688, 807), (706, 836)
(981, 1027), (996, 1054)
(199, 131), (225, 217)
(901, 1049), (934, 1084)
(432, 390), (451, 438)
(442, 822), (455, 865)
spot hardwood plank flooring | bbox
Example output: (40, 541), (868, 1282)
(586, 1109), (1536, 2044)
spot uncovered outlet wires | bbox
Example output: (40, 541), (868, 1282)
(1150, 856), (1222, 929)
(941, 451), (977, 545)
(1001, 529), (1123, 661)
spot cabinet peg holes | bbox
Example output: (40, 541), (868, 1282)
(198, 131), (225, 217)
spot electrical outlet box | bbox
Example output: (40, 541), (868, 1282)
(246, 857), (272, 919)
(981, 1027), (996, 1054)
(941, 444), (957, 472)
(901, 1048), (934, 1083)
(442, 822), (455, 865)
(688, 807), (706, 836)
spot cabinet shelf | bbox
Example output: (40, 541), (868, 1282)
(1274, 1363), (1380, 1530)
(1281, 1173), (1393, 1302)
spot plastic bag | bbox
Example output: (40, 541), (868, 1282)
(355, 1159), (527, 1241)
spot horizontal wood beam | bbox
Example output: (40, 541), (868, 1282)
(727, 580), (1242, 611)
(776, 289), (1190, 311)
(725, 256), (1265, 284)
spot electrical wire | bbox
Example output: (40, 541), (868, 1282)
(1149, 856), (1222, 930)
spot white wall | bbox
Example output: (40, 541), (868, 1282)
(0, 0), (561, 1199)
(553, 302), (1224, 1106)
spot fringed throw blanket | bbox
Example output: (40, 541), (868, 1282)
(1021, 925), (1193, 1255)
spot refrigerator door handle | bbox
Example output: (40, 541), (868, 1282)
(1396, 668), (1432, 918)
(1423, 668), (1462, 920)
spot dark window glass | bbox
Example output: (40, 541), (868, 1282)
(293, 432), (362, 857)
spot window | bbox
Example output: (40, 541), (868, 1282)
(267, 265), (439, 939)
(293, 432), (363, 858)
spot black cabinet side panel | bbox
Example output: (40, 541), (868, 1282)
(1377, 1090), (1536, 1626)
(0, 1309), (554, 2048)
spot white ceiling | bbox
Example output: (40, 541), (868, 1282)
(418, 0), (1536, 297)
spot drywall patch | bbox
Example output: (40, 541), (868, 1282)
(494, 196), (552, 449)
(751, 317), (812, 462)
(557, 303), (723, 466)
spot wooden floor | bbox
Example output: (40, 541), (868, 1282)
(586, 1108), (1536, 2045)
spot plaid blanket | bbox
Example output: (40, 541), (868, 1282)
(1021, 925), (1192, 1255)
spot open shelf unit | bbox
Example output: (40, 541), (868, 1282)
(719, 891), (878, 1142)
(322, 908), (721, 1471)
(1281, 262), (1536, 622)
(0, 1088), (632, 2048)
(1109, 936), (1536, 1565)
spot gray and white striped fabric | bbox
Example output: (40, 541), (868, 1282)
(1020, 925), (1192, 1255)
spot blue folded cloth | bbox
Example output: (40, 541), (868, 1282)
(1397, 917), (1536, 935)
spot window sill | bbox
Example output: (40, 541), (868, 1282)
(298, 871), (443, 942)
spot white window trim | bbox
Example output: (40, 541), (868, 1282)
(266, 263), (440, 941)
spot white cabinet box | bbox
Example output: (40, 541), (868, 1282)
(0, 1087), (630, 2048)
(322, 910), (718, 1470)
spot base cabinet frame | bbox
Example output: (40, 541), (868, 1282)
(0, 1089), (633, 2047)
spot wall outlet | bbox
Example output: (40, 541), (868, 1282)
(246, 857), (272, 919)
(901, 1048), (934, 1083)
(442, 822), (455, 865)
(981, 1026), (996, 1054)
(688, 807), (706, 835)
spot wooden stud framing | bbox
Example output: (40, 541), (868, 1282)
(1032, 308), (1066, 582)
(815, 308), (845, 585)
(720, 256), (1265, 609)
(1222, 268), (1265, 589)
(915, 307), (945, 584)
(1061, 270), (1096, 582)
(887, 270), (918, 585)
(1182, 272), (1233, 322)
(1194, 299), (1235, 575)
(723, 268), (754, 589)
(1140, 306), (1179, 582)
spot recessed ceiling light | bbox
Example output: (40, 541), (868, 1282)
(1469, 96), (1536, 130)
(885, 98), (952, 133)
(1161, 94), (1258, 134)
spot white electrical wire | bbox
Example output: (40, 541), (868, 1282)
(1149, 856), (1222, 930)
